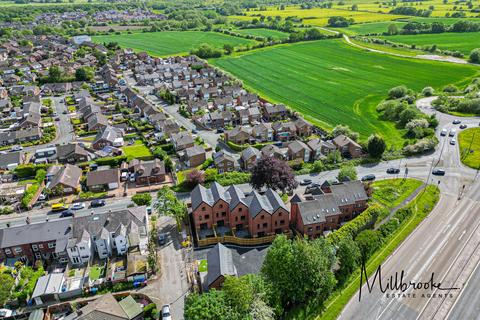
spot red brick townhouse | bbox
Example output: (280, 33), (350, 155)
(191, 182), (290, 238)
(290, 180), (369, 239)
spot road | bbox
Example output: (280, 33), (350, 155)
(338, 98), (480, 320)
(447, 260), (480, 320)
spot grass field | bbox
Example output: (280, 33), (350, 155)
(333, 21), (407, 35)
(381, 32), (480, 55)
(211, 39), (478, 146)
(122, 140), (152, 158)
(234, 28), (290, 39)
(459, 127), (480, 169)
(92, 31), (255, 56)
(371, 178), (423, 209)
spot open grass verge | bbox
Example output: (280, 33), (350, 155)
(458, 127), (480, 169)
(287, 184), (440, 320)
(370, 178), (423, 209)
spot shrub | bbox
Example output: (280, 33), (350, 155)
(132, 193), (152, 206)
(468, 48), (480, 63)
(388, 85), (408, 99)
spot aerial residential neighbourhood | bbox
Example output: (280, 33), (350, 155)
(0, 0), (479, 320)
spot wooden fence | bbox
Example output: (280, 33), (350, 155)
(197, 230), (292, 247)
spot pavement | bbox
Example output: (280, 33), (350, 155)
(337, 98), (480, 320)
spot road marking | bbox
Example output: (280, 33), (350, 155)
(458, 229), (467, 241)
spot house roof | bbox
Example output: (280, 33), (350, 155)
(32, 273), (64, 299)
(206, 243), (237, 288)
(118, 295), (143, 319)
(67, 293), (131, 320)
(241, 146), (261, 162)
(56, 143), (88, 160)
(185, 145), (205, 158)
(49, 164), (82, 190)
(296, 193), (339, 226)
(333, 134), (361, 148)
(171, 132), (193, 147)
(86, 168), (120, 186)
(0, 151), (22, 169)
(329, 180), (368, 206)
(288, 140), (310, 154)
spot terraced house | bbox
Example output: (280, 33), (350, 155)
(190, 182), (290, 239)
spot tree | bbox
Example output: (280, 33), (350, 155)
(48, 65), (63, 83)
(387, 23), (398, 35)
(0, 273), (14, 306)
(185, 169), (205, 188)
(261, 236), (336, 312)
(422, 86), (434, 97)
(335, 235), (361, 285)
(132, 193), (152, 206)
(337, 164), (357, 181)
(250, 157), (298, 193)
(355, 229), (381, 260)
(367, 134), (386, 158)
(388, 85), (408, 99)
(351, 4), (358, 10)
(184, 290), (238, 320)
(223, 44), (234, 55)
(398, 108), (418, 126)
(332, 124), (359, 141)
(75, 66), (94, 81)
(469, 48), (480, 63)
(156, 187), (187, 226)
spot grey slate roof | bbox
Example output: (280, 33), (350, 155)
(241, 146), (261, 162)
(297, 193), (339, 226)
(0, 151), (22, 169)
(206, 243), (237, 288)
(32, 273), (64, 299)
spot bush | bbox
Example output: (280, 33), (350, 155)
(388, 85), (408, 99)
(470, 48), (480, 63)
(95, 156), (127, 167)
(132, 193), (152, 206)
(422, 86), (434, 97)
(191, 43), (223, 59)
(14, 164), (47, 178)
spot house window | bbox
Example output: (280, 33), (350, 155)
(219, 204), (223, 209)
(32, 244), (38, 251)
(14, 247), (22, 254)
(316, 226), (321, 231)
(222, 212), (226, 217)
(216, 212), (219, 218)
(280, 220), (285, 225)
(79, 246), (85, 250)
(199, 215), (202, 221)
(238, 208), (242, 212)
(35, 252), (42, 259)
(202, 207), (206, 211)
(39, 244), (43, 249)
(257, 224), (260, 229)
(5, 249), (11, 255)
(235, 217), (238, 222)
(263, 223), (268, 228)
(205, 215), (209, 219)
(48, 242), (56, 249)
(261, 215), (264, 219)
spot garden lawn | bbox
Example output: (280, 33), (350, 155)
(370, 178), (423, 209)
(235, 28), (290, 40)
(92, 31), (255, 57)
(198, 259), (208, 272)
(211, 39), (478, 147)
(89, 265), (104, 281)
(121, 140), (152, 159)
(459, 127), (480, 169)
(380, 32), (480, 55)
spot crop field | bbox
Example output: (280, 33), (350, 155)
(333, 21), (407, 35)
(92, 31), (255, 56)
(234, 28), (289, 39)
(381, 32), (480, 55)
(211, 39), (478, 146)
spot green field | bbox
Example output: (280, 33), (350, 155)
(381, 32), (480, 55)
(371, 178), (423, 209)
(92, 31), (255, 57)
(211, 39), (478, 146)
(333, 21), (407, 35)
(234, 28), (290, 39)
(459, 127), (480, 169)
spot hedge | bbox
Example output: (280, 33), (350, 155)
(14, 164), (47, 178)
(94, 155), (127, 167)
(327, 204), (387, 245)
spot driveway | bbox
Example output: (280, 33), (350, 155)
(140, 215), (189, 320)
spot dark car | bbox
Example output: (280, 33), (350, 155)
(386, 168), (400, 174)
(459, 124), (468, 129)
(191, 129), (198, 134)
(305, 183), (321, 194)
(158, 233), (167, 245)
(361, 174), (376, 182)
(299, 179), (312, 186)
(90, 199), (106, 207)
(216, 128), (224, 134)
(60, 210), (74, 218)
(432, 169), (446, 176)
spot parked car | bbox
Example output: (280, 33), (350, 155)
(216, 128), (224, 133)
(146, 207), (152, 215)
(440, 128), (448, 136)
(161, 305), (172, 320)
(71, 202), (86, 210)
(10, 145), (23, 152)
(38, 194), (46, 201)
(55, 117), (60, 121)
(459, 124), (467, 129)
(129, 173), (136, 183)
(361, 174), (376, 181)
(299, 179), (312, 186)
(51, 203), (69, 212)
(450, 138), (456, 145)
(386, 168), (400, 174)
(60, 210), (74, 218)
(191, 129), (198, 134)
(120, 171), (128, 181)
(449, 129), (456, 137)
(62, 110), (67, 114)
(452, 119), (461, 124)
(90, 199), (106, 208)
(158, 233), (167, 245)
(304, 183), (321, 194)
(432, 168), (446, 176)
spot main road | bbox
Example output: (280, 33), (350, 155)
(338, 98), (480, 320)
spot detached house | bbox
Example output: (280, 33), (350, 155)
(47, 164), (82, 195)
(287, 140), (311, 162)
(171, 132), (194, 151)
(92, 126), (124, 150)
(333, 135), (363, 158)
(125, 159), (166, 185)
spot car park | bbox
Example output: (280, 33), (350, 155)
(161, 305), (172, 320)
(71, 203), (86, 210)
(299, 179), (312, 186)
(90, 199), (106, 208)
(386, 168), (400, 174)
(361, 174), (376, 181)
(432, 169), (446, 176)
